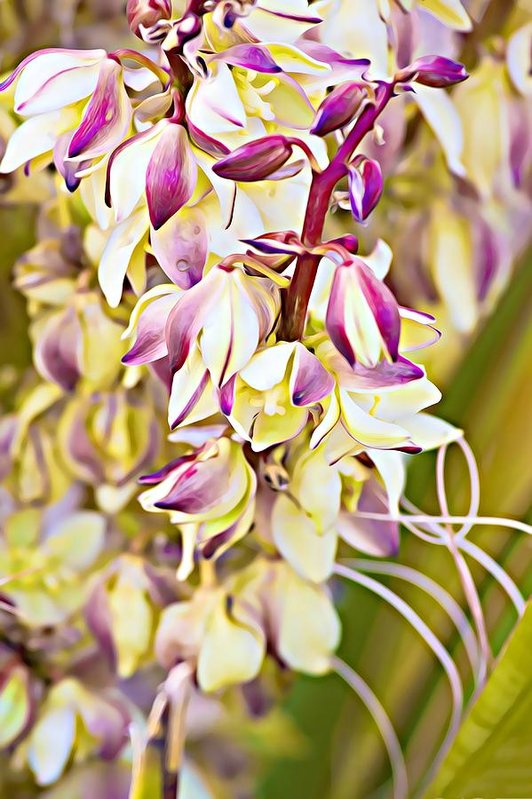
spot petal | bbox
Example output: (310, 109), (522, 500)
(27, 706), (76, 786)
(420, 0), (471, 31)
(0, 108), (79, 173)
(214, 44), (281, 73)
(240, 342), (295, 391)
(337, 483), (399, 556)
(150, 206), (207, 288)
(165, 273), (220, 374)
(11, 49), (105, 116)
(68, 59), (131, 161)
(98, 210), (147, 307)
(106, 122), (165, 222)
(146, 124), (197, 230)
(168, 350), (219, 429)
(197, 597), (265, 692)
(348, 158), (383, 222)
(289, 343), (335, 406)
(356, 260), (400, 361)
(123, 292), (180, 365)
(272, 494), (337, 582)
(212, 135), (294, 182)
(251, 404), (307, 452)
(340, 390), (412, 449)
(186, 63), (247, 136)
(412, 84), (465, 177)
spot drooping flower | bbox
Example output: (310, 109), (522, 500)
(227, 342), (335, 451)
(138, 437), (256, 578)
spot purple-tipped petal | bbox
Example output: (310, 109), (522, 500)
(215, 44), (282, 74)
(398, 56), (468, 88)
(122, 293), (180, 366)
(68, 59), (131, 160)
(348, 157), (383, 222)
(220, 374), (237, 416)
(154, 455), (229, 513)
(187, 120), (231, 158)
(34, 307), (81, 391)
(241, 230), (303, 256)
(290, 343), (334, 407)
(311, 82), (367, 137)
(326, 265), (356, 367)
(356, 260), (400, 361)
(341, 357), (424, 391)
(212, 136), (294, 182)
(146, 123), (197, 230)
(54, 133), (86, 192)
(165, 279), (217, 375)
(139, 453), (196, 485)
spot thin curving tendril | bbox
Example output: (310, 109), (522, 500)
(333, 564), (464, 776)
(331, 655), (409, 799)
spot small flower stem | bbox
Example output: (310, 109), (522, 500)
(278, 81), (395, 341)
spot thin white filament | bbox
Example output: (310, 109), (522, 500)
(353, 510), (532, 536)
(333, 564), (464, 771)
(342, 559), (482, 684)
(331, 656), (409, 799)
(435, 446), (491, 683)
(458, 538), (526, 616)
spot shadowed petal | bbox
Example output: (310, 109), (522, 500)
(290, 343), (334, 407)
(150, 206), (207, 288)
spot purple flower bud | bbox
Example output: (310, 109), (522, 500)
(127, 0), (172, 37)
(146, 123), (197, 230)
(348, 156), (383, 223)
(397, 56), (468, 88)
(212, 136), (294, 182)
(310, 82), (367, 137)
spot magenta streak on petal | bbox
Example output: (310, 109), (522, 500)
(139, 452), (197, 484)
(122, 294), (179, 366)
(146, 123), (197, 230)
(299, 41), (370, 70)
(165, 278), (215, 375)
(326, 266), (356, 367)
(241, 230), (302, 256)
(356, 261), (400, 361)
(187, 120), (230, 158)
(68, 60), (130, 159)
(219, 374), (237, 415)
(399, 307), (436, 324)
(215, 44), (282, 73)
(265, 159), (306, 181)
(348, 158), (383, 222)
(256, 6), (322, 23)
(154, 459), (227, 512)
(344, 357), (424, 390)
(170, 369), (211, 429)
(290, 345), (335, 406)
(54, 133), (86, 193)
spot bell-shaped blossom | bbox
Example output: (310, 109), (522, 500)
(0, 52), (134, 176)
(139, 438), (256, 578)
(156, 584), (265, 693)
(124, 265), (279, 390)
(326, 256), (400, 368)
(227, 342), (335, 452)
(15, 678), (129, 786)
(347, 156), (383, 223)
(310, 81), (368, 136)
(310, 340), (452, 457)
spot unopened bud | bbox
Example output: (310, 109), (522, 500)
(348, 156), (383, 223)
(310, 82), (367, 137)
(127, 0), (172, 38)
(212, 135), (294, 182)
(396, 56), (468, 88)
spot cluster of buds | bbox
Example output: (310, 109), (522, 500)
(0, 0), (528, 796)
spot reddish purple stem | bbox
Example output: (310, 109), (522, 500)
(278, 81), (395, 341)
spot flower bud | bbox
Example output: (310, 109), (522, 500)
(212, 135), (294, 182)
(348, 155), (383, 222)
(127, 0), (172, 38)
(397, 56), (468, 88)
(310, 82), (367, 137)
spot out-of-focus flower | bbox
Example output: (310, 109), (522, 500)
(58, 388), (160, 511)
(227, 342), (335, 452)
(156, 556), (340, 691)
(139, 437), (256, 578)
(86, 555), (159, 679)
(127, 0), (172, 38)
(0, 507), (106, 626)
(0, 652), (34, 748)
(14, 678), (129, 786)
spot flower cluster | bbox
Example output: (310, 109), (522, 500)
(0, 1), (529, 797)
